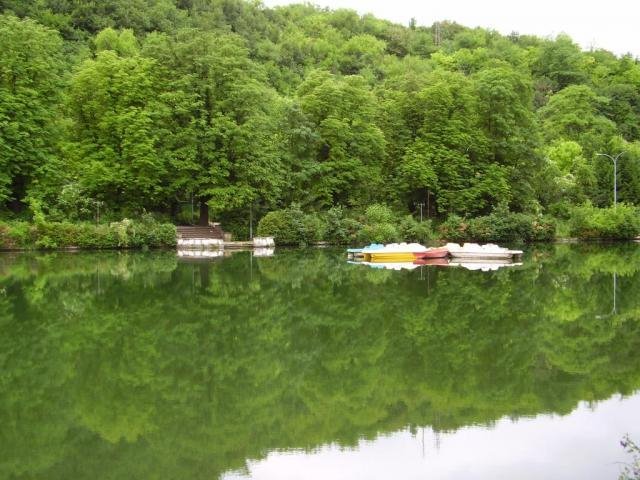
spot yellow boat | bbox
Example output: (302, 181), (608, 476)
(362, 243), (428, 262)
(367, 253), (421, 262)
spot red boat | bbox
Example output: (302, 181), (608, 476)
(415, 246), (449, 259)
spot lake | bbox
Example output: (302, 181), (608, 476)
(1, 244), (639, 479)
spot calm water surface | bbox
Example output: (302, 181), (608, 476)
(1, 244), (639, 479)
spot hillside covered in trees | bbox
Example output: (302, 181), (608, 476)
(1, 0), (640, 239)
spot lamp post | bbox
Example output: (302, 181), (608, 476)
(415, 201), (425, 222)
(596, 152), (624, 208)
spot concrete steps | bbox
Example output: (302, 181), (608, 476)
(176, 225), (224, 240)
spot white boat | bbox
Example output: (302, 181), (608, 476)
(445, 243), (523, 260)
(347, 243), (384, 259)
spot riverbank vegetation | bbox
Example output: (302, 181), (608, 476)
(2, 0), (640, 245)
(0, 217), (176, 250)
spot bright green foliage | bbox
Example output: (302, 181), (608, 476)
(356, 204), (433, 244)
(397, 215), (433, 243)
(363, 203), (394, 224)
(0, 0), (186, 38)
(474, 64), (539, 209)
(438, 206), (556, 243)
(64, 50), (168, 211)
(0, 217), (176, 249)
(323, 205), (362, 244)
(596, 55), (640, 141)
(398, 71), (510, 215)
(94, 27), (139, 56)
(532, 34), (587, 92)
(256, 203), (324, 245)
(538, 85), (616, 153)
(0, 15), (63, 208)
(297, 71), (385, 208)
(255, 203), (433, 245)
(357, 204), (399, 243)
(337, 34), (386, 76)
(1, 1), (640, 234)
(538, 140), (597, 213)
(615, 141), (640, 206)
(569, 203), (640, 239)
(142, 29), (287, 219)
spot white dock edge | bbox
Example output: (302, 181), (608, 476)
(253, 237), (275, 247)
(177, 238), (224, 249)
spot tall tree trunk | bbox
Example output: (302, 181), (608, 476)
(198, 199), (209, 226)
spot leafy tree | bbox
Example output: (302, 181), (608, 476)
(296, 71), (385, 208)
(0, 15), (64, 212)
(474, 64), (539, 210)
(94, 27), (139, 56)
(537, 140), (596, 210)
(63, 49), (169, 213)
(336, 34), (386, 77)
(142, 28), (287, 224)
(538, 84), (617, 156)
(393, 70), (509, 215)
(531, 34), (587, 92)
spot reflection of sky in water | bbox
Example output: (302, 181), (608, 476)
(225, 393), (640, 480)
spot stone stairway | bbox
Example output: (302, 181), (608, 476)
(176, 225), (224, 240)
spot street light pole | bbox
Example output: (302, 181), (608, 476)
(596, 152), (624, 208)
(415, 202), (425, 222)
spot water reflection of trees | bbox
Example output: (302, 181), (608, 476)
(1, 245), (639, 479)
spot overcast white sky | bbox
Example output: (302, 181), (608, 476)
(262, 0), (640, 57)
(224, 394), (640, 480)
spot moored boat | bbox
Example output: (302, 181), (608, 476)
(347, 243), (383, 259)
(363, 242), (428, 262)
(445, 243), (523, 260)
(415, 246), (449, 259)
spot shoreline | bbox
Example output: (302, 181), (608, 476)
(2, 237), (640, 253)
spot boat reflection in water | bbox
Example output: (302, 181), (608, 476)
(348, 242), (523, 271)
(350, 257), (522, 271)
(448, 259), (523, 271)
(347, 260), (421, 271)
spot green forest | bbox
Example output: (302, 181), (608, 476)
(1, 0), (640, 243)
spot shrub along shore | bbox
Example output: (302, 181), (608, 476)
(257, 203), (639, 246)
(0, 217), (176, 250)
(1, 203), (638, 251)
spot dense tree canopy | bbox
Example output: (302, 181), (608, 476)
(1, 0), (640, 229)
